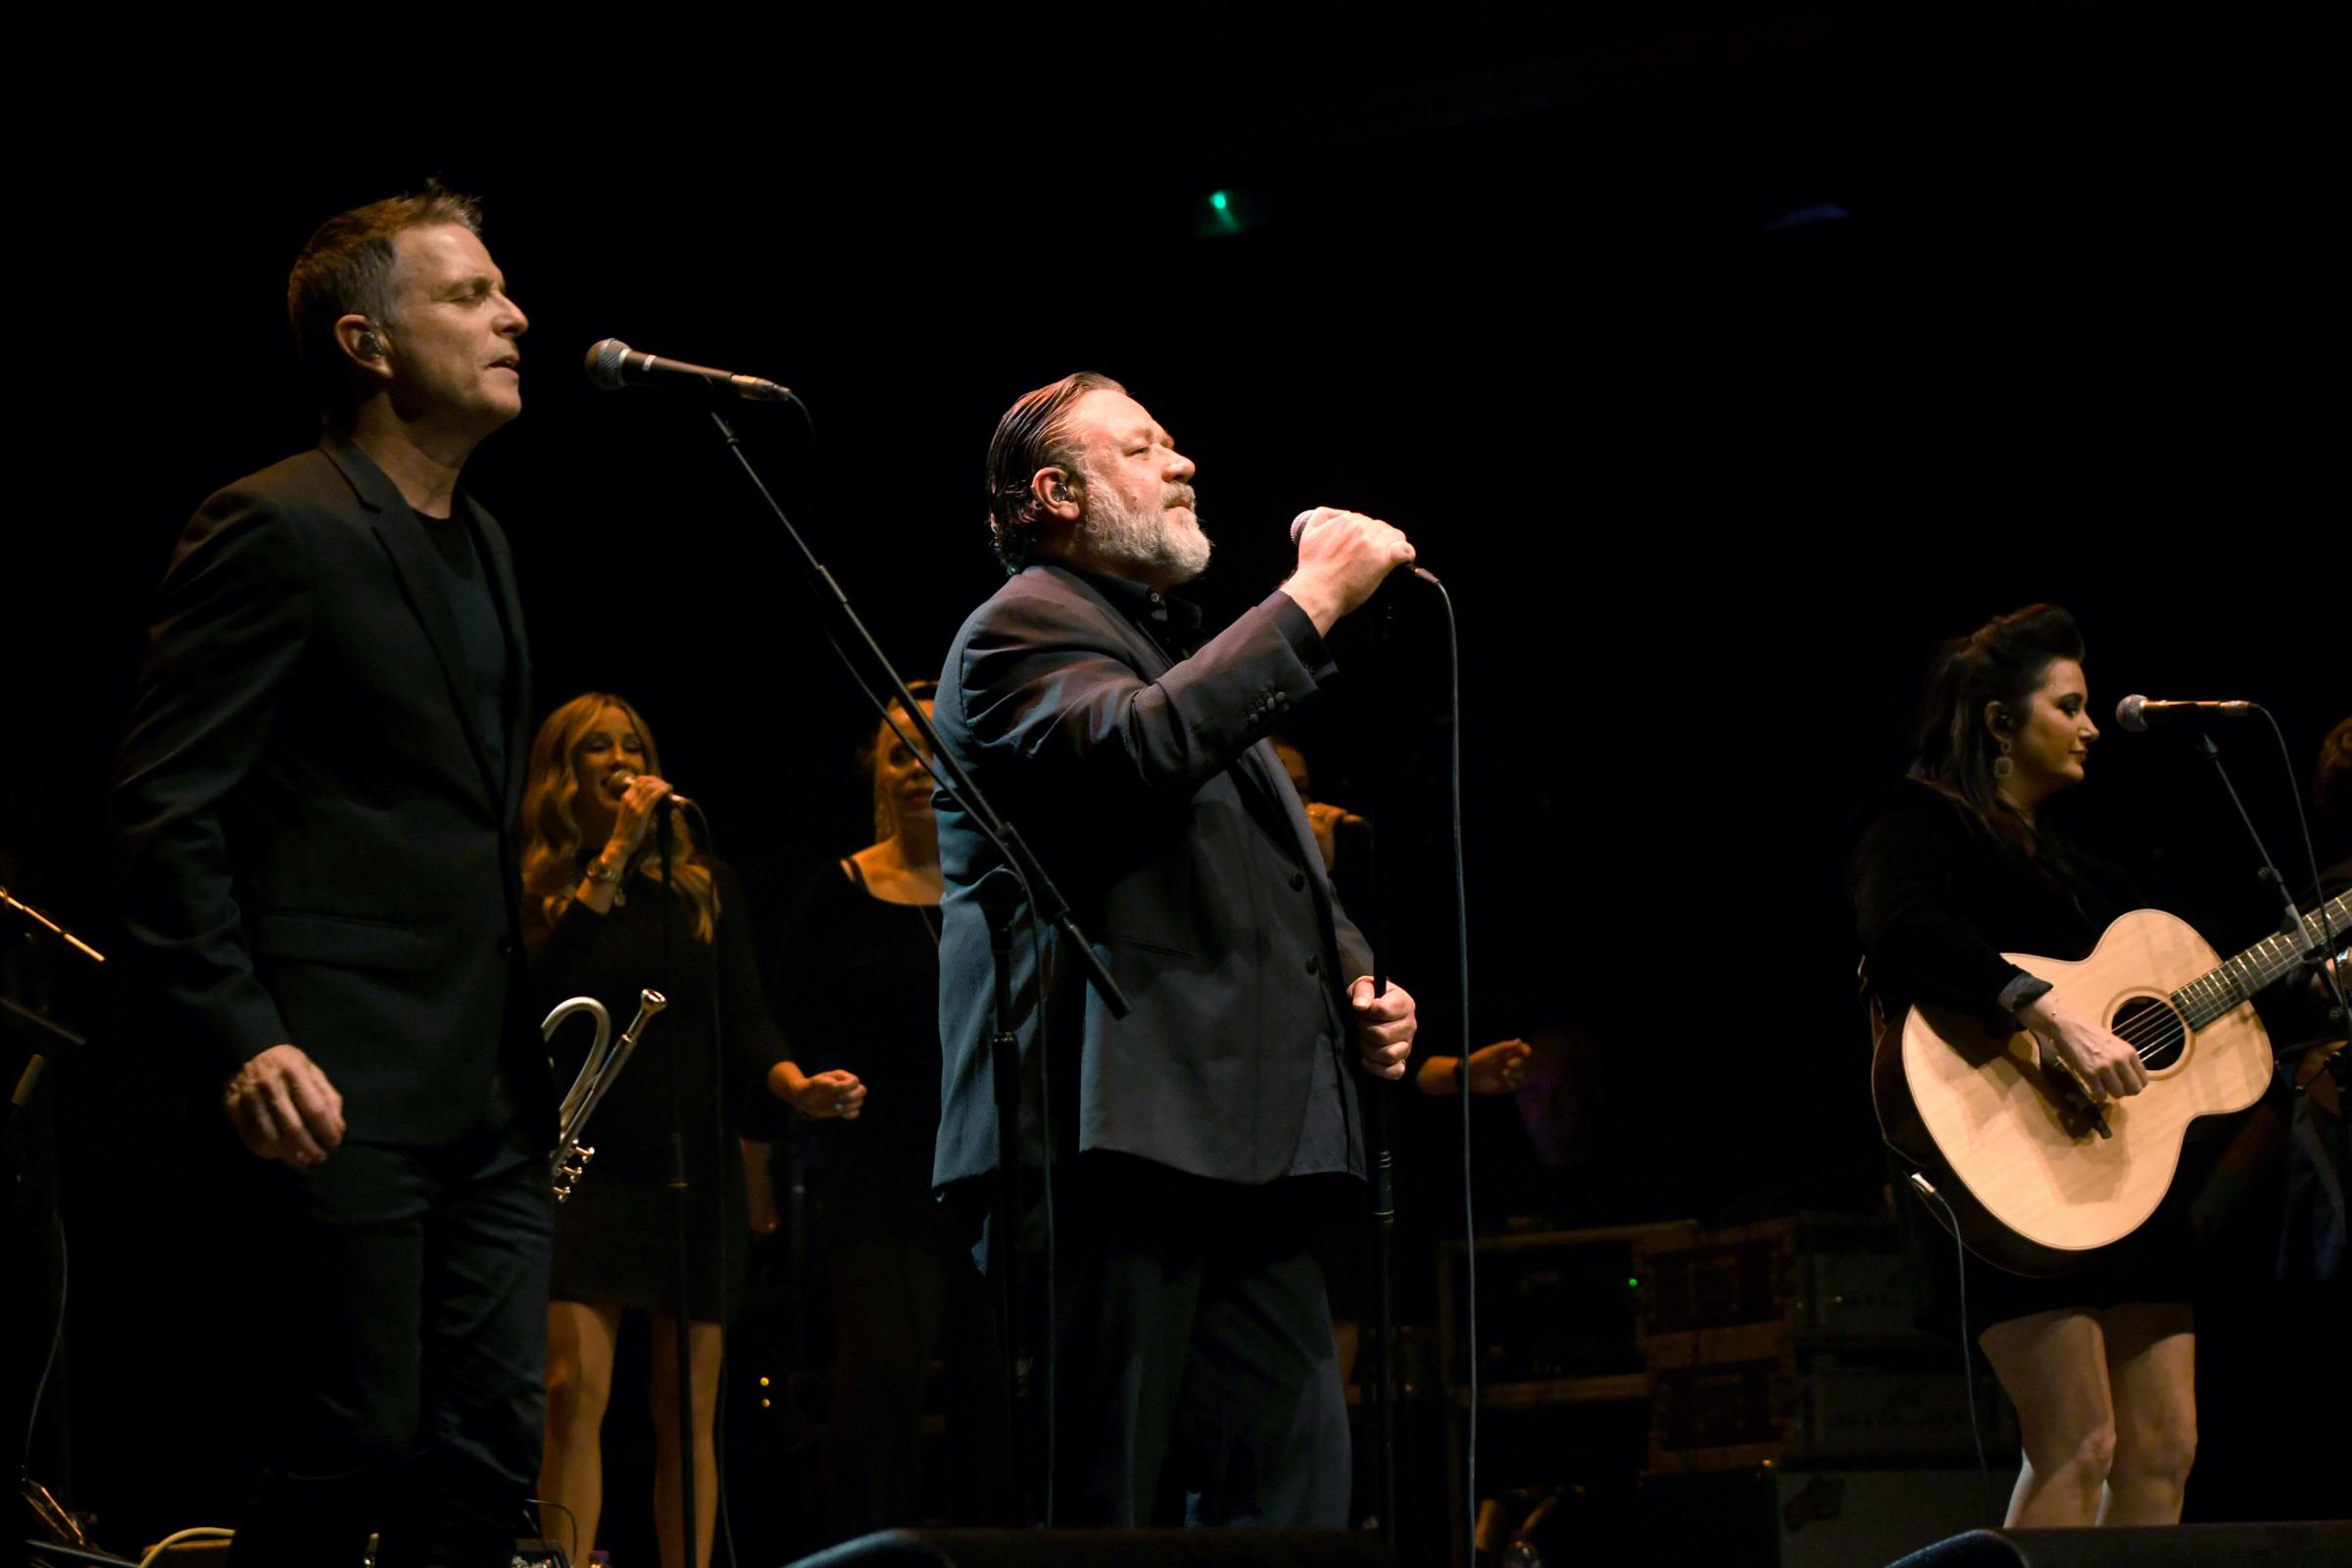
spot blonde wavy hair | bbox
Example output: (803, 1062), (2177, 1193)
(519, 693), (718, 944)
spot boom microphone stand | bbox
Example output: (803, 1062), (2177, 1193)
(4, 885), (103, 1551)
(701, 408), (1131, 1526)
(2191, 726), (2352, 1023)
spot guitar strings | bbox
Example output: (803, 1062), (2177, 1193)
(2036, 897), (2346, 1072)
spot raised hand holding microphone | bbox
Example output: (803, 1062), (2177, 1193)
(574, 772), (675, 914)
(607, 772), (674, 854)
(1283, 506), (1420, 634)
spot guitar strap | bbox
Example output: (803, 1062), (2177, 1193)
(1855, 956), (1892, 1050)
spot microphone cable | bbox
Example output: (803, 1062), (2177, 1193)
(1910, 1179), (2000, 1525)
(1416, 573), (1481, 1568)
(682, 798), (747, 1568)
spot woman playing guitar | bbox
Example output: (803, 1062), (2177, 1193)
(1849, 604), (2196, 1529)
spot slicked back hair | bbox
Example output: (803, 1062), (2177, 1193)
(1910, 603), (2085, 851)
(286, 183), (484, 427)
(984, 370), (1125, 572)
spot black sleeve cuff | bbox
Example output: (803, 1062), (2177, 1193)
(1998, 970), (2053, 1029)
(1266, 591), (1338, 681)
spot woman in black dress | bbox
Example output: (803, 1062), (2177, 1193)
(521, 693), (864, 1567)
(775, 684), (1002, 1539)
(1850, 605), (2196, 1528)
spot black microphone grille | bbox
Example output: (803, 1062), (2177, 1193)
(583, 338), (631, 391)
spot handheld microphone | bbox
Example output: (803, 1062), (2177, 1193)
(584, 338), (791, 402)
(616, 773), (696, 814)
(1289, 509), (1441, 585)
(2115, 695), (2258, 732)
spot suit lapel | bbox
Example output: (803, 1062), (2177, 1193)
(1049, 564), (1347, 974)
(1241, 740), (1330, 880)
(1049, 573), (1345, 926)
(1050, 567), (1327, 880)
(322, 439), (504, 810)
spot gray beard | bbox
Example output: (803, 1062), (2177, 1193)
(1083, 492), (1212, 585)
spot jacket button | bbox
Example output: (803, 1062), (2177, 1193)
(1304, 955), (1320, 976)
(1290, 871), (1307, 892)
(497, 938), (516, 958)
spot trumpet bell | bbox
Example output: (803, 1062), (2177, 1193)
(542, 989), (666, 1198)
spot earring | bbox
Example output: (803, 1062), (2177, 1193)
(1992, 735), (2014, 780)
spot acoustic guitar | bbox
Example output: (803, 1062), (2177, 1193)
(1873, 892), (2351, 1276)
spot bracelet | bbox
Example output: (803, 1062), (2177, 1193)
(584, 857), (624, 888)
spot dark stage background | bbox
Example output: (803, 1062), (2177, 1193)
(9, 7), (2345, 1557)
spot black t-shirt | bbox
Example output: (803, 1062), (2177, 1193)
(417, 502), (509, 792)
(775, 860), (946, 1222)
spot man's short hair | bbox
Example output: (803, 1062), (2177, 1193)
(286, 183), (484, 426)
(984, 370), (1124, 572)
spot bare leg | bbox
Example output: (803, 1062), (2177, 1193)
(541, 1301), (621, 1565)
(1978, 1308), (2117, 1527)
(2097, 1302), (2195, 1525)
(649, 1316), (725, 1568)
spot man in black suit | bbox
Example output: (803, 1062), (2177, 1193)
(933, 370), (1421, 1527)
(113, 188), (552, 1566)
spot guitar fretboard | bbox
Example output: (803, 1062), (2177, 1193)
(2171, 892), (2351, 1029)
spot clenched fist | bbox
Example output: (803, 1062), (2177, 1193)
(1284, 509), (1417, 633)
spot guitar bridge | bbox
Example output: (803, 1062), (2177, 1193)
(2035, 1042), (2113, 1140)
(2055, 1077), (2112, 1140)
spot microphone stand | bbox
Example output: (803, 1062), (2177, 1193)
(657, 803), (698, 1568)
(3, 888), (103, 1550)
(1365, 601), (1402, 1549)
(2192, 729), (2352, 1022)
(703, 409), (1132, 1526)
(2195, 733), (2320, 949)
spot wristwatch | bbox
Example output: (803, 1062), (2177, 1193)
(584, 856), (624, 888)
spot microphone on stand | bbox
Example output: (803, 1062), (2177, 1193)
(1290, 509), (1442, 585)
(584, 338), (791, 402)
(2115, 695), (2258, 732)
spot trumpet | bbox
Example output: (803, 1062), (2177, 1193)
(543, 988), (667, 1201)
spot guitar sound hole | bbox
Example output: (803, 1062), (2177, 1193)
(2111, 996), (2187, 1071)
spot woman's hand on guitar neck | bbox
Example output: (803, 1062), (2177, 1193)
(2020, 995), (2150, 1100)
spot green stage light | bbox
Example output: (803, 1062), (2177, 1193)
(1198, 189), (1245, 237)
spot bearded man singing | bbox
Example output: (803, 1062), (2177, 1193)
(931, 371), (1422, 1527)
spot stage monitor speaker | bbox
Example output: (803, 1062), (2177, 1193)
(1886, 1520), (2350, 1567)
(786, 1528), (1392, 1567)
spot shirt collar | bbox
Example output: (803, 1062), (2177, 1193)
(1051, 563), (1205, 641)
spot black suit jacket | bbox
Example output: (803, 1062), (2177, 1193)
(932, 563), (1374, 1189)
(113, 436), (554, 1148)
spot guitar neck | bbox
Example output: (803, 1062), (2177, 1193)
(2172, 891), (2351, 1028)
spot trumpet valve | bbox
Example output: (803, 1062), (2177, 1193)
(553, 1144), (597, 1203)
